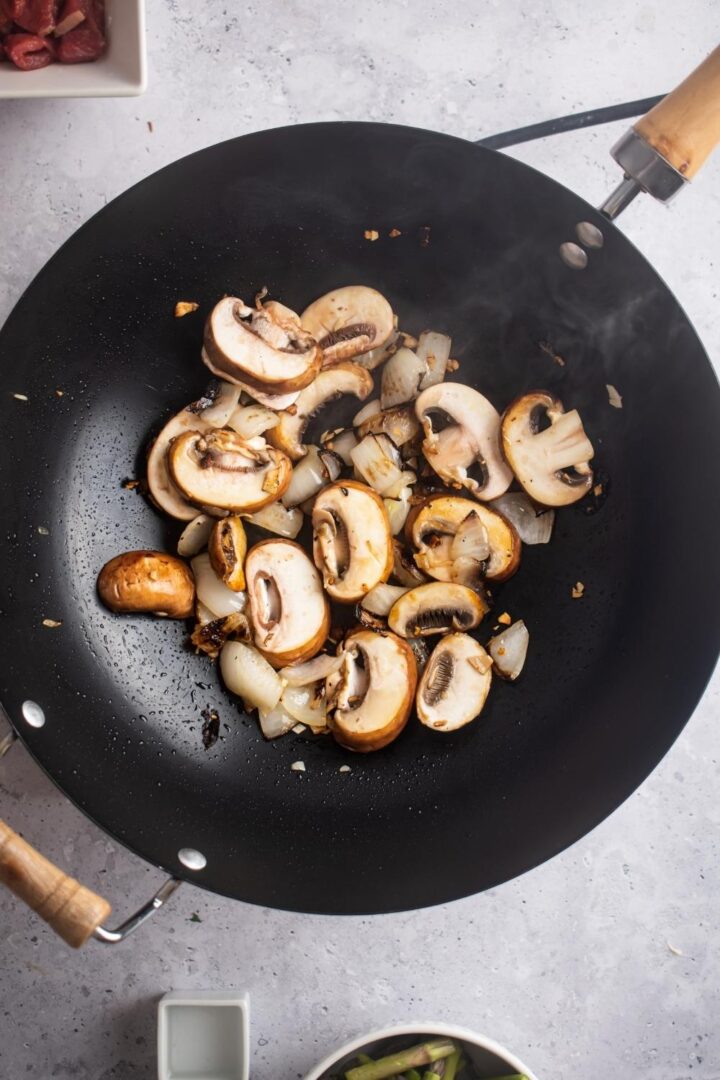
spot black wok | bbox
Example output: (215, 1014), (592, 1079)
(1, 99), (719, 935)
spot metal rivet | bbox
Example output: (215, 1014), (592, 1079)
(21, 700), (46, 729)
(178, 848), (207, 871)
(575, 221), (604, 249)
(559, 242), (588, 270)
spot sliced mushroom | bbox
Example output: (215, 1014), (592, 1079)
(388, 581), (489, 638)
(270, 363), (373, 460)
(187, 379), (243, 427)
(201, 348), (301, 410)
(146, 407), (214, 521)
(208, 515), (248, 591)
(168, 429), (292, 513)
(415, 382), (512, 501)
(204, 295), (321, 394)
(391, 538), (428, 587)
(325, 629), (417, 752)
(97, 551), (195, 619)
(417, 633), (492, 731)
(501, 391), (595, 506)
(408, 495), (521, 583)
(312, 481), (393, 603)
(245, 539), (330, 667)
(301, 286), (395, 366)
(356, 403), (421, 447)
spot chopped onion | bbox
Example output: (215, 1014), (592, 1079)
(350, 433), (404, 494)
(321, 428), (358, 465)
(279, 653), (343, 686)
(488, 619), (529, 681)
(177, 514), (214, 557)
(191, 553), (247, 617)
(417, 331), (451, 389)
(451, 511), (490, 562)
(361, 582), (410, 616)
(195, 600), (216, 625)
(228, 404), (279, 438)
(282, 445), (343, 508)
(606, 383), (623, 409)
(281, 684), (327, 729)
(353, 399), (381, 426)
(220, 641), (282, 712)
(382, 469), (416, 500)
(243, 502), (303, 539)
(384, 489), (413, 535)
(490, 492), (555, 544)
(258, 701), (297, 739)
(353, 329), (400, 370)
(381, 347), (427, 409)
(194, 379), (242, 427)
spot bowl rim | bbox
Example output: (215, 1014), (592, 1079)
(302, 1022), (540, 1080)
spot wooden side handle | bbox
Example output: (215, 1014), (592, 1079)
(635, 45), (720, 178)
(0, 819), (111, 948)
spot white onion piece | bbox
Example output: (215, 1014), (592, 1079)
(281, 685), (327, 729)
(382, 469), (416, 500)
(417, 331), (451, 389)
(490, 492), (555, 544)
(177, 514), (214, 557)
(195, 600), (216, 625)
(191, 553), (247, 617)
(353, 329), (400, 370)
(381, 347), (427, 409)
(488, 620), (529, 681)
(384, 490), (412, 535)
(243, 502), (303, 539)
(321, 428), (358, 466)
(451, 511), (490, 562)
(279, 653), (343, 686)
(353, 399), (382, 426)
(282, 445), (343, 508)
(228, 404), (279, 439)
(220, 641), (282, 712)
(197, 380), (242, 427)
(350, 433), (404, 495)
(361, 582), (410, 616)
(258, 701), (297, 739)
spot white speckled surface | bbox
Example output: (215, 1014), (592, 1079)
(1, 3), (720, 1079)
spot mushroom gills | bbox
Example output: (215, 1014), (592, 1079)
(417, 633), (493, 731)
(314, 508), (350, 584)
(301, 286), (395, 365)
(253, 572), (283, 635)
(388, 582), (489, 638)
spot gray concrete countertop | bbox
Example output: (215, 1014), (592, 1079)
(1, 3), (719, 1078)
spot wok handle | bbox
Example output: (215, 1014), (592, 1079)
(0, 818), (111, 948)
(635, 45), (720, 179)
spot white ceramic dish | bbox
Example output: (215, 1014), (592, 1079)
(303, 1022), (540, 1080)
(157, 990), (250, 1080)
(0, 0), (146, 99)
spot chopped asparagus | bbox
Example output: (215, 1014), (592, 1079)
(443, 1049), (461, 1080)
(422, 1060), (446, 1080)
(357, 1055), (374, 1065)
(345, 1039), (456, 1080)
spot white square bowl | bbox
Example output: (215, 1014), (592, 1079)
(157, 991), (250, 1080)
(0, 0), (146, 99)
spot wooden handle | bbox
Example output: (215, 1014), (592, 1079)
(0, 819), (111, 948)
(635, 45), (720, 178)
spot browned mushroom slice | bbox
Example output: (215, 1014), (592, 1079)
(168, 429), (291, 513)
(147, 408), (215, 522)
(201, 348), (301, 410)
(245, 539), (330, 667)
(270, 363), (373, 461)
(325, 629), (417, 752)
(417, 633), (492, 731)
(408, 495), (520, 583)
(501, 391), (595, 506)
(203, 295), (321, 394)
(301, 286), (395, 366)
(415, 382), (513, 501)
(388, 581), (489, 637)
(312, 481), (393, 603)
(208, 516), (248, 591)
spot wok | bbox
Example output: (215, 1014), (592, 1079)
(1, 49), (719, 947)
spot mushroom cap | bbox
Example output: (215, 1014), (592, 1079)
(501, 391), (595, 507)
(415, 382), (513, 501)
(201, 348), (301, 410)
(301, 286), (395, 366)
(97, 550), (195, 619)
(245, 539), (330, 667)
(408, 495), (521, 583)
(168, 429), (292, 513)
(204, 296), (322, 394)
(326, 628), (417, 752)
(208, 515), (248, 591)
(312, 480), (393, 603)
(147, 408), (215, 521)
(269, 362), (373, 461)
(417, 633), (492, 731)
(388, 581), (489, 637)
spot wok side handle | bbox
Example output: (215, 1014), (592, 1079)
(603, 46), (720, 217)
(634, 45), (720, 179)
(0, 818), (111, 948)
